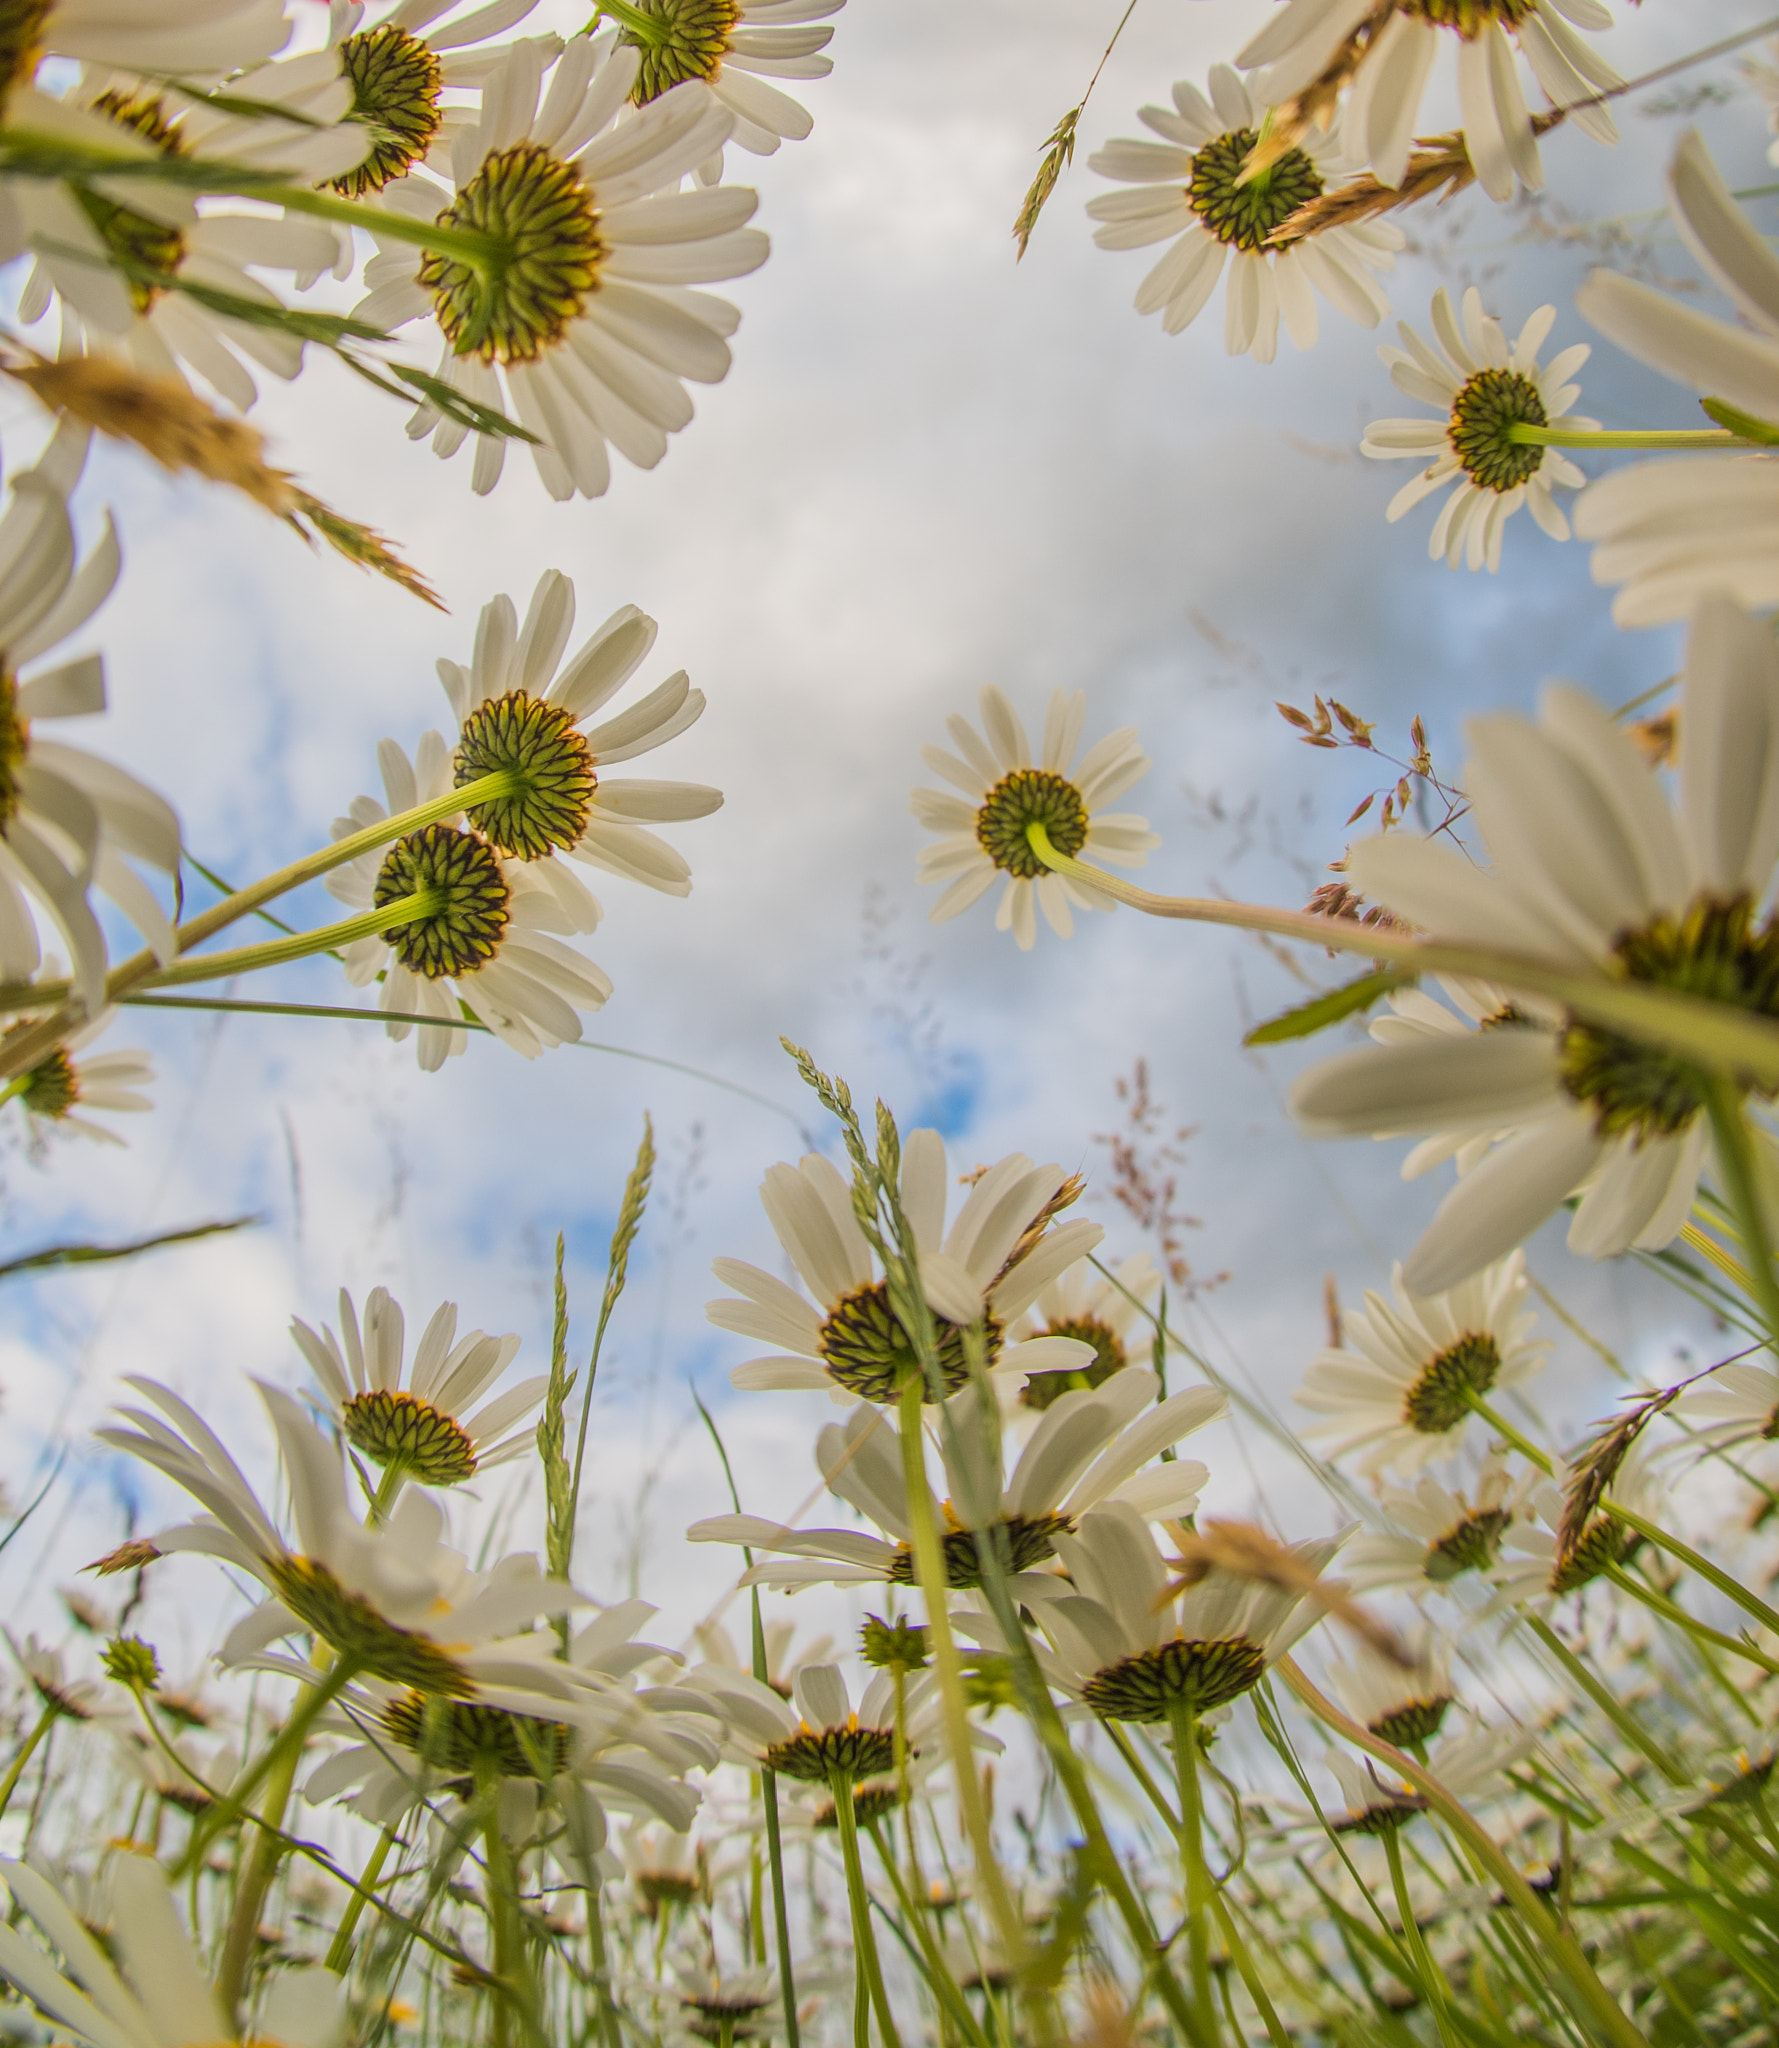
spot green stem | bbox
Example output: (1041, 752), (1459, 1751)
(0, 1703), (56, 1818)
(1021, 823), (1779, 1093)
(1506, 423), (1749, 450)
(325, 1827), (398, 1974)
(584, 1889), (622, 2048)
(828, 1770), (905, 2048)
(1204, 1890), (1292, 2048)
(1280, 1661), (1653, 2048)
(1167, 1700), (1220, 2043)
(591, 0), (672, 43)
(142, 891), (443, 992)
(1702, 1074), (1779, 1346)
(366, 1461), (409, 1529)
(1382, 1826), (1457, 2047)
(894, 1373), (1024, 1963)
(1607, 1563), (1779, 1684)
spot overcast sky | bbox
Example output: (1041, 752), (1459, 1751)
(2, 0), (1776, 1669)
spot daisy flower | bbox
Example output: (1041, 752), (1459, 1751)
(688, 1371), (1224, 1591)
(1237, 0), (1623, 205)
(1341, 1456), (1534, 1593)
(324, 0), (550, 199)
(2, 1010), (152, 1143)
(1295, 1252), (1546, 1478)
(620, 1820), (708, 1915)
(1318, 1723), (1531, 1835)
(912, 686), (1157, 950)
(1573, 131), (1779, 626)
(1006, 1251), (1160, 1417)
(609, 0), (842, 169)
(1086, 65), (1401, 364)
(1291, 596), (1779, 1293)
(0, 422), (180, 1012)
(1364, 285), (1593, 571)
(97, 1377), (588, 1704)
(0, 0), (288, 100)
(0, 1855), (344, 2048)
(1483, 1452), (1655, 1611)
(292, 1284), (545, 1490)
(1676, 1358), (1779, 1453)
(12, 60), (368, 400)
(707, 1126), (1104, 1403)
(355, 32), (766, 500)
(326, 733), (614, 1072)
(686, 1660), (993, 1782)
(7, 1633), (130, 1729)
(981, 1500), (1342, 1730)
(438, 569), (721, 892)
(1326, 1626), (1455, 1748)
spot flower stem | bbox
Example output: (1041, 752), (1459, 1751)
(1020, 824), (1779, 1094)
(1381, 1827), (1457, 2047)
(827, 1769), (905, 2048)
(0, 1703), (56, 1819)
(1506, 423), (1750, 450)
(325, 1827), (399, 1974)
(137, 891), (445, 993)
(1168, 1701), (1222, 2042)
(1204, 1890), (1292, 2048)
(1702, 1073), (1779, 1347)
(591, 0), (672, 44)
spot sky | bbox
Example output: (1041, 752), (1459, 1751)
(2, 0), (1777, 1676)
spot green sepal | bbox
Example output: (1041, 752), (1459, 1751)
(1701, 396), (1779, 445)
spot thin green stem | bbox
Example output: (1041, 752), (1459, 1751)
(1703, 1074), (1779, 1345)
(1021, 822), (1779, 1092)
(325, 1827), (398, 1974)
(1506, 424), (1750, 450)
(1167, 1700), (1219, 2043)
(828, 1770), (905, 2048)
(584, 1889), (622, 2048)
(591, 0), (671, 44)
(0, 1703), (55, 1818)
(143, 892), (442, 993)
(1382, 1825), (1457, 2047)
(1205, 1891), (1292, 2048)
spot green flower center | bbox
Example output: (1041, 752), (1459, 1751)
(1559, 895), (1779, 1141)
(1402, 1332), (1500, 1434)
(975, 768), (1089, 881)
(0, 0), (52, 101)
(420, 142), (607, 365)
(1187, 128), (1325, 253)
(341, 1390), (478, 1485)
(1549, 1517), (1641, 1597)
(373, 823), (510, 979)
(1424, 1506), (1510, 1581)
(268, 1555), (474, 1693)
(0, 669), (26, 830)
(1020, 1315), (1127, 1410)
(886, 1511), (1074, 1589)
(816, 1280), (1000, 1403)
(764, 1720), (900, 1784)
(1449, 367), (1547, 493)
(78, 92), (186, 314)
(455, 691), (597, 859)
(861, 1614), (929, 1671)
(10, 1035), (78, 1119)
(333, 24), (443, 197)
(1081, 1636), (1269, 1722)
(1401, 0), (1534, 31)
(622, 0), (742, 103)
(382, 1691), (571, 1782)
(1369, 1695), (1452, 1748)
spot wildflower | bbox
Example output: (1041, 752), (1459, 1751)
(4, 1012), (152, 1144)
(1364, 286), (1592, 571)
(326, 734), (613, 1071)
(1295, 1253), (1546, 1478)
(1574, 131), (1779, 626)
(995, 1501), (1342, 1727)
(1678, 1356), (1779, 1452)
(615, 0), (843, 162)
(707, 1127), (1103, 1402)
(1292, 597), (1779, 1292)
(356, 33), (766, 499)
(1237, 0), (1624, 204)
(292, 1285), (544, 1489)
(1086, 66), (1401, 363)
(0, 423), (180, 1011)
(98, 1378), (587, 1702)
(13, 56), (370, 395)
(1326, 1628), (1454, 1749)
(689, 1372), (1223, 1589)
(8, 1633), (126, 1726)
(0, 0), (287, 107)
(1341, 1458), (1534, 1593)
(663, 1961), (781, 2046)
(1006, 1251), (1161, 1416)
(438, 571), (720, 887)
(1321, 1723), (1531, 1835)
(687, 1660), (993, 1781)
(0, 1855), (345, 2048)
(1483, 1453), (1656, 1611)
(911, 686), (1157, 949)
